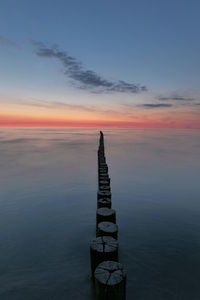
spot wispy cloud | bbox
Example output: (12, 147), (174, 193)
(158, 96), (194, 102)
(19, 99), (133, 117)
(33, 41), (147, 94)
(0, 35), (17, 48)
(23, 99), (98, 112)
(143, 103), (172, 108)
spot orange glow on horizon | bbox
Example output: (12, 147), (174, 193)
(0, 114), (199, 129)
(1, 99), (200, 129)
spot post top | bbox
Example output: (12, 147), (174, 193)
(94, 261), (126, 285)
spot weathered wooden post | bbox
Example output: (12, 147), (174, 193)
(90, 236), (118, 275)
(99, 185), (111, 192)
(99, 171), (109, 178)
(99, 179), (110, 187)
(99, 175), (110, 184)
(96, 208), (116, 230)
(97, 221), (118, 239)
(97, 190), (111, 200)
(94, 261), (126, 300)
(99, 165), (108, 171)
(99, 164), (108, 170)
(99, 166), (108, 172)
(97, 198), (112, 209)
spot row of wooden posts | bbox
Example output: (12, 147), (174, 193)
(90, 131), (126, 300)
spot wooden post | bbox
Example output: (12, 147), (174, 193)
(99, 180), (110, 187)
(99, 163), (108, 168)
(94, 261), (126, 300)
(96, 208), (116, 230)
(99, 175), (110, 184)
(97, 221), (118, 239)
(90, 236), (118, 275)
(99, 175), (109, 182)
(98, 191), (111, 200)
(97, 198), (112, 209)
(99, 171), (109, 178)
(99, 167), (108, 172)
(99, 185), (111, 192)
(99, 165), (108, 171)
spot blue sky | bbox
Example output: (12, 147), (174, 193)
(0, 0), (200, 127)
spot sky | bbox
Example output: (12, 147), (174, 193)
(0, 0), (200, 128)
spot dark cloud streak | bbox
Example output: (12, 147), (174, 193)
(143, 103), (172, 108)
(33, 41), (147, 94)
(158, 96), (194, 102)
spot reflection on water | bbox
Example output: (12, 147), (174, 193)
(0, 128), (200, 299)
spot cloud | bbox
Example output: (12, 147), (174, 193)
(0, 35), (17, 48)
(158, 96), (194, 102)
(33, 41), (147, 94)
(18, 98), (140, 119)
(20, 99), (128, 116)
(23, 99), (98, 112)
(143, 103), (172, 108)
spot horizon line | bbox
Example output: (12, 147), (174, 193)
(1, 124), (200, 129)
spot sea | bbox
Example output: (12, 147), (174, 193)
(0, 127), (200, 300)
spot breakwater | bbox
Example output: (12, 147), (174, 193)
(90, 131), (126, 300)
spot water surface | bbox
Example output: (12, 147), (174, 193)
(0, 128), (200, 299)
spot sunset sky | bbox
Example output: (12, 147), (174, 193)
(0, 0), (200, 128)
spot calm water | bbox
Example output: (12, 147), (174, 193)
(0, 128), (200, 300)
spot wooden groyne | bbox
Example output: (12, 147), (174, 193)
(90, 131), (126, 300)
